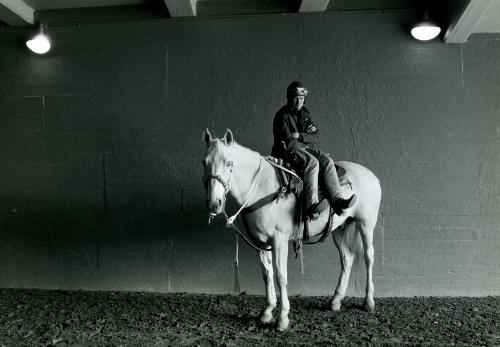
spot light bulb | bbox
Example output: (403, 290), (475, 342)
(26, 23), (51, 54)
(411, 23), (441, 41)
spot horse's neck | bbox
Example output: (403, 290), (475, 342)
(229, 143), (273, 207)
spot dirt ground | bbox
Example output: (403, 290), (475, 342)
(0, 289), (499, 346)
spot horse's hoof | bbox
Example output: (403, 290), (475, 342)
(258, 311), (274, 325)
(330, 299), (342, 312)
(364, 299), (375, 312)
(276, 317), (289, 331)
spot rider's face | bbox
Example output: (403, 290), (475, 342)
(290, 95), (305, 110)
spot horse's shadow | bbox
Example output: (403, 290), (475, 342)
(228, 312), (277, 330)
(305, 299), (367, 313)
(226, 299), (368, 331)
(228, 312), (256, 323)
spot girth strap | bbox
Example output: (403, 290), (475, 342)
(242, 187), (286, 215)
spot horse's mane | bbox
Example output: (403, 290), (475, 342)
(210, 138), (261, 160)
(231, 141), (261, 157)
(208, 139), (232, 157)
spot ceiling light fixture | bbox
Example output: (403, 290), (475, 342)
(26, 23), (51, 54)
(411, 13), (441, 41)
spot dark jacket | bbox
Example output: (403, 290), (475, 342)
(271, 105), (320, 159)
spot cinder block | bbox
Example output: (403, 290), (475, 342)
(0, 11), (499, 296)
(0, 97), (43, 130)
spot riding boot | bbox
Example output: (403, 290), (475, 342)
(332, 194), (357, 215)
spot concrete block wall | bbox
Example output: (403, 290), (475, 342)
(0, 10), (498, 296)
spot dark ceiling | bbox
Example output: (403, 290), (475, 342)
(0, 0), (499, 43)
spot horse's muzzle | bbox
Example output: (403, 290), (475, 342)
(206, 197), (225, 225)
(206, 197), (224, 212)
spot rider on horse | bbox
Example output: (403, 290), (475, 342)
(271, 81), (356, 218)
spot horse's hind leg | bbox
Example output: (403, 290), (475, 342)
(358, 218), (376, 311)
(258, 250), (276, 324)
(330, 219), (356, 311)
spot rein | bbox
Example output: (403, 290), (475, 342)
(205, 154), (274, 252)
(225, 156), (262, 225)
(206, 151), (309, 290)
(216, 156), (306, 253)
(223, 156), (272, 252)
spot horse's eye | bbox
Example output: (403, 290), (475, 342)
(202, 159), (207, 167)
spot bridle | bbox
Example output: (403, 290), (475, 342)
(203, 155), (263, 227)
(203, 159), (234, 201)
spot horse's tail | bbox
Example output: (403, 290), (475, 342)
(352, 227), (364, 269)
(337, 217), (364, 278)
(343, 217), (364, 257)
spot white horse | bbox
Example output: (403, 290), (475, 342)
(202, 129), (381, 331)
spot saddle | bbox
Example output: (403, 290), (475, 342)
(266, 156), (353, 244)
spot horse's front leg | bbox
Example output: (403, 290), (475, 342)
(273, 236), (290, 331)
(258, 250), (276, 324)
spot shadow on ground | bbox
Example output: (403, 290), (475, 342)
(0, 289), (499, 346)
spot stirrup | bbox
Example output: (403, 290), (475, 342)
(306, 199), (328, 220)
(306, 203), (321, 221)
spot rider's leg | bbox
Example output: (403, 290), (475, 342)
(293, 148), (320, 214)
(306, 148), (356, 215)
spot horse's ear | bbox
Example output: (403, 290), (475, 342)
(203, 128), (213, 147)
(223, 129), (234, 146)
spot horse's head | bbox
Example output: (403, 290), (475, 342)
(202, 128), (235, 218)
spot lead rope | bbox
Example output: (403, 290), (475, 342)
(298, 199), (305, 275)
(234, 233), (240, 293)
(226, 156), (264, 293)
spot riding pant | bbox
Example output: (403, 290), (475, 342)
(288, 147), (342, 210)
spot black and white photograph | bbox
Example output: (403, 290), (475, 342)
(0, 0), (499, 346)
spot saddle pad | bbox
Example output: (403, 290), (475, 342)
(335, 165), (350, 187)
(266, 156), (351, 195)
(268, 156), (349, 185)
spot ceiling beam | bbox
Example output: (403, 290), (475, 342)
(299, 0), (330, 12)
(444, 0), (492, 43)
(0, 0), (34, 25)
(163, 0), (197, 17)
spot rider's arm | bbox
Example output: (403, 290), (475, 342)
(301, 132), (319, 146)
(300, 112), (319, 148)
(274, 112), (302, 149)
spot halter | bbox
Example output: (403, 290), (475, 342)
(203, 159), (234, 219)
(203, 163), (233, 194)
(204, 155), (262, 226)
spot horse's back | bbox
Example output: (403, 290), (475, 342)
(337, 161), (381, 218)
